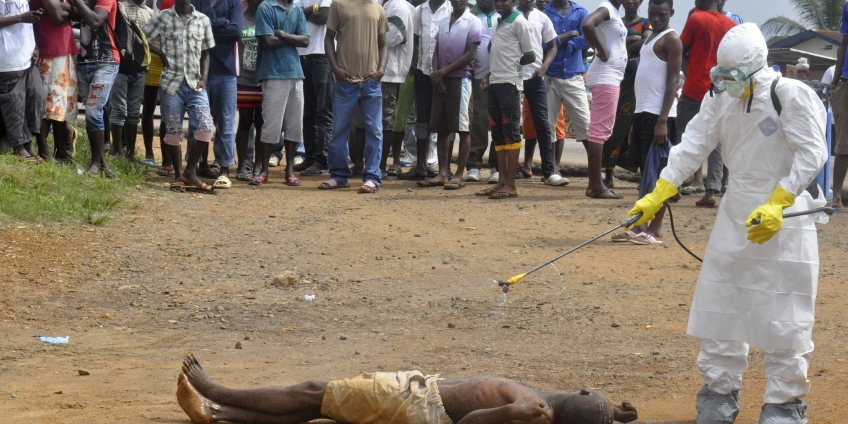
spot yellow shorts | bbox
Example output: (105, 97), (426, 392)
(145, 54), (163, 87)
(321, 371), (453, 424)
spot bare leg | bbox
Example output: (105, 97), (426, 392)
(51, 120), (70, 161)
(522, 138), (536, 176)
(434, 132), (450, 183)
(255, 141), (270, 179)
(452, 132), (471, 181)
(415, 137), (429, 173)
(490, 149), (507, 192)
(141, 85), (158, 162)
(182, 355), (326, 418)
(36, 120), (56, 162)
(180, 140), (208, 188)
(160, 122), (173, 169)
(645, 205), (666, 240)
(833, 154), (847, 208)
(125, 124), (139, 160)
(88, 130), (113, 176)
(235, 108), (254, 177)
(584, 141), (619, 198)
(391, 131), (404, 166)
(379, 129), (392, 174)
(284, 139), (297, 181)
(492, 149), (519, 196)
(170, 144), (183, 179)
(110, 124), (125, 157)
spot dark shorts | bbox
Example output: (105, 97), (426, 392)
(629, 112), (678, 172)
(0, 65), (44, 148)
(430, 77), (472, 134)
(488, 82), (522, 151)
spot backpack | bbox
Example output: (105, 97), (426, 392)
(106, 4), (151, 75)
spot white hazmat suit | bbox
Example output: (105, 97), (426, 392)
(657, 24), (828, 422)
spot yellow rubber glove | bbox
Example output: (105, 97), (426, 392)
(745, 186), (794, 244)
(627, 178), (679, 228)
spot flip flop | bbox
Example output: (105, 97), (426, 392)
(489, 191), (518, 200)
(417, 179), (447, 187)
(142, 158), (156, 167)
(213, 175), (232, 189)
(318, 177), (350, 190)
(359, 180), (379, 194)
(695, 198), (717, 208)
(387, 165), (402, 176)
(169, 182), (186, 193)
(517, 169), (533, 179)
(249, 175), (267, 186)
(285, 176), (302, 187)
(630, 233), (663, 245)
(444, 180), (466, 190)
(158, 166), (174, 177)
(186, 183), (216, 194)
(476, 188), (496, 196)
(588, 188), (623, 199)
(19, 156), (42, 165)
(236, 172), (252, 181)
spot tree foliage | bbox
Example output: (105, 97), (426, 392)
(761, 0), (844, 40)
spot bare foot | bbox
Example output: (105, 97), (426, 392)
(177, 372), (220, 424)
(182, 354), (217, 395)
(179, 170), (207, 190)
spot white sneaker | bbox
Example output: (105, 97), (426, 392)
(545, 174), (570, 186)
(464, 168), (481, 182)
(268, 156), (281, 167)
(400, 152), (415, 167)
(427, 141), (437, 167)
(294, 155), (304, 166)
(488, 170), (499, 184)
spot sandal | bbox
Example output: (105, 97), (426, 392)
(444, 180), (466, 190)
(681, 186), (705, 195)
(213, 175), (232, 189)
(169, 182), (186, 193)
(186, 183), (216, 194)
(285, 176), (302, 187)
(695, 198), (717, 208)
(489, 191), (518, 200)
(630, 233), (663, 245)
(359, 180), (379, 194)
(249, 175), (267, 186)
(318, 177), (350, 190)
(198, 167), (220, 179)
(416, 179), (447, 187)
(19, 156), (42, 165)
(587, 188), (623, 199)
(236, 172), (252, 181)
(158, 166), (174, 177)
(476, 188), (496, 196)
(387, 164), (402, 176)
(301, 165), (328, 176)
(611, 230), (638, 242)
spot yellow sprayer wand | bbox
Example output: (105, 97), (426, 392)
(496, 213), (643, 293)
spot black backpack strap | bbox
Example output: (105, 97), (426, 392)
(771, 77), (782, 116)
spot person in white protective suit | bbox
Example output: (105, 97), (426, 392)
(626, 23), (829, 424)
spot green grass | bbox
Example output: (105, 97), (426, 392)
(0, 127), (152, 226)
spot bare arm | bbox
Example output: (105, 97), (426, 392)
(69, 0), (108, 30)
(43, 0), (71, 24)
(519, 52), (536, 66)
(834, 34), (847, 89)
(456, 399), (551, 424)
(532, 39), (556, 78)
(0, 10), (41, 28)
(654, 33), (682, 145)
(625, 27), (650, 57)
(148, 43), (169, 67)
(197, 49), (210, 89)
(366, 32), (388, 81)
(581, 7), (610, 61)
(304, 6), (328, 25)
(262, 30), (309, 49)
(325, 28), (352, 82)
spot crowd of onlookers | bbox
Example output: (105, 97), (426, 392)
(1, 0), (844, 225)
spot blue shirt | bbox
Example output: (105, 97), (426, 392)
(841, 3), (848, 78)
(543, 1), (589, 79)
(208, 0), (244, 76)
(255, 0), (308, 80)
(725, 10), (742, 25)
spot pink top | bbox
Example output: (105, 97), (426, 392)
(30, 0), (80, 57)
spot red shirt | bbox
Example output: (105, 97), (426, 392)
(160, 0), (174, 9)
(30, 0), (80, 57)
(679, 9), (736, 101)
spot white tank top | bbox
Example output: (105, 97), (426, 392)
(585, 1), (628, 87)
(634, 28), (678, 117)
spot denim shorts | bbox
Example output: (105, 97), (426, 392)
(77, 62), (119, 131)
(109, 71), (146, 126)
(159, 83), (214, 146)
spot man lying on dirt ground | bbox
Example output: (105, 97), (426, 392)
(176, 354), (638, 424)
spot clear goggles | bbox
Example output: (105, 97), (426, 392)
(709, 65), (752, 92)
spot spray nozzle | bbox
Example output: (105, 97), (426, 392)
(497, 280), (510, 293)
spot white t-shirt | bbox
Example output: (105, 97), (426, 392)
(489, 10), (534, 86)
(473, 5), (499, 78)
(294, 0), (333, 55)
(822, 65), (836, 85)
(0, 0), (36, 72)
(415, 0), (452, 75)
(585, 1), (627, 87)
(520, 8), (556, 80)
(383, 0), (416, 83)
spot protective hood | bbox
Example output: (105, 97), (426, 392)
(717, 23), (768, 72)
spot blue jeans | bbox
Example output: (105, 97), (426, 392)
(523, 76), (556, 178)
(328, 79), (383, 185)
(208, 74), (237, 167)
(77, 62), (119, 131)
(159, 84), (214, 146)
(109, 71), (146, 126)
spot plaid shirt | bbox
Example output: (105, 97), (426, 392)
(121, 1), (154, 28)
(143, 6), (215, 95)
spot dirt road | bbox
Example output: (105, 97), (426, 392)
(1, 170), (846, 423)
